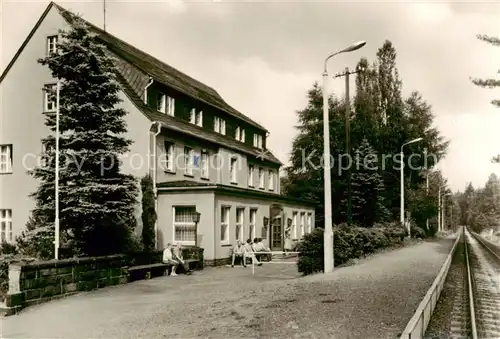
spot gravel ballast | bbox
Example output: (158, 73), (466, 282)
(2, 238), (455, 338)
(425, 239), (470, 338)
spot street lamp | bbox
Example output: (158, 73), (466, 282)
(54, 80), (61, 260)
(322, 40), (366, 274)
(192, 211), (201, 247)
(400, 137), (423, 236)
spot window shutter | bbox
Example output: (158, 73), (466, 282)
(241, 129), (245, 142)
(190, 109), (195, 123)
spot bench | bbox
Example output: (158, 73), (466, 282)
(128, 259), (201, 281)
(128, 263), (172, 281)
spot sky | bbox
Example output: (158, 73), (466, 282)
(1, 0), (500, 192)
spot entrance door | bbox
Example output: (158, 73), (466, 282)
(270, 204), (284, 251)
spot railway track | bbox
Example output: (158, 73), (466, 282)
(464, 228), (500, 339)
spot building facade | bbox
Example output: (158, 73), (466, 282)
(0, 2), (316, 264)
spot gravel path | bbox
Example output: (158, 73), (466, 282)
(1, 237), (455, 339)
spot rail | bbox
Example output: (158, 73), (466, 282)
(399, 228), (462, 338)
(469, 230), (500, 261)
(251, 251), (300, 275)
(463, 228), (478, 339)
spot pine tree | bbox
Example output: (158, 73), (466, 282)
(346, 138), (387, 227)
(18, 17), (138, 257)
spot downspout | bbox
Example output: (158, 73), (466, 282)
(152, 121), (162, 249)
(144, 76), (154, 104)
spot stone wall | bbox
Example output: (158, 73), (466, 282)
(4, 254), (128, 314)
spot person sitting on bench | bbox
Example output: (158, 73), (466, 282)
(253, 238), (271, 261)
(172, 244), (192, 275)
(163, 243), (179, 276)
(244, 238), (262, 266)
(231, 240), (246, 267)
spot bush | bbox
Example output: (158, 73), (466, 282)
(140, 174), (156, 252)
(297, 223), (407, 276)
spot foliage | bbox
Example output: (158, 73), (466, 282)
(457, 174), (500, 234)
(343, 138), (389, 226)
(283, 40), (449, 227)
(16, 212), (57, 260)
(140, 174), (156, 252)
(22, 16), (139, 258)
(296, 223), (406, 275)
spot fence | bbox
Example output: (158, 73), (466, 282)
(251, 251), (300, 275)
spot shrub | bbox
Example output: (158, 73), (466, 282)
(140, 174), (156, 252)
(297, 223), (407, 276)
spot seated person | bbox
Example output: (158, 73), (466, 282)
(244, 238), (262, 266)
(162, 243), (179, 276)
(253, 238), (271, 261)
(172, 244), (192, 275)
(231, 240), (246, 267)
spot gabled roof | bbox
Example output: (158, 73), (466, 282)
(0, 2), (282, 166)
(157, 180), (317, 206)
(51, 3), (268, 133)
(115, 71), (282, 165)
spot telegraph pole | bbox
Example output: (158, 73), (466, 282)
(334, 66), (364, 225)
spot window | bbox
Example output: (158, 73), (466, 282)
(173, 206), (196, 244)
(0, 209), (13, 243)
(190, 109), (203, 127)
(47, 35), (58, 55)
(157, 93), (166, 113)
(253, 134), (263, 148)
(214, 117), (226, 135)
(184, 146), (193, 175)
(235, 127), (245, 142)
(221, 206), (230, 244)
(236, 208), (244, 242)
(249, 209), (257, 240)
(200, 151), (209, 178)
(0, 145), (13, 174)
(292, 212), (298, 239)
(300, 212), (305, 237)
(268, 170), (274, 190)
(167, 96), (175, 116)
(307, 213), (312, 233)
(162, 141), (175, 172)
(248, 164), (254, 187)
(44, 84), (57, 112)
(230, 157), (237, 183)
(258, 167), (264, 189)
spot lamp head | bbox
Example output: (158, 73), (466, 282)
(341, 41), (366, 53)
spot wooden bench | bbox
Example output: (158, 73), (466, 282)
(183, 259), (201, 271)
(128, 263), (172, 281)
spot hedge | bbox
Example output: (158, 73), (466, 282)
(296, 223), (407, 275)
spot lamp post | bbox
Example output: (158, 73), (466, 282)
(400, 137), (423, 237)
(54, 80), (61, 260)
(437, 185), (446, 232)
(193, 211), (201, 247)
(322, 40), (366, 274)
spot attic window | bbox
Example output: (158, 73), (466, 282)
(214, 117), (226, 135)
(47, 35), (58, 55)
(157, 93), (166, 113)
(235, 127), (245, 142)
(253, 134), (263, 149)
(190, 109), (203, 127)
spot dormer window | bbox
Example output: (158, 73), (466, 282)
(253, 134), (263, 148)
(157, 93), (166, 113)
(235, 127), (245, 142)
(190, 109), (203, 127)
(47, 35), (58, 55)
(167, 97), (175, 116)
(156, 93), (175, 116)
(214, 117), (226, 135)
